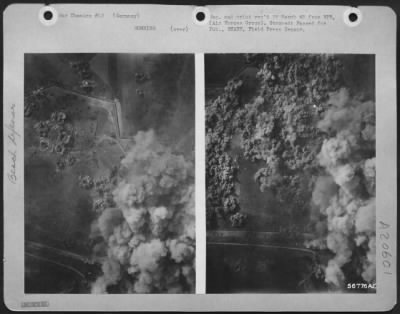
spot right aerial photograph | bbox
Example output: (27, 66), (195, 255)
(205, 54), (376, 293)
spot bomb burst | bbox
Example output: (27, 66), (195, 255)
(90, 130), (195, 293)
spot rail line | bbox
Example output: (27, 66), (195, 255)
(207, 242), (317, 257)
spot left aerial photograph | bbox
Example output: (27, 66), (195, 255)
(24, 53), (195, 294)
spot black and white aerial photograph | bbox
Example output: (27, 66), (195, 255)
(205, 54), (376, 293)
(24, 53), (195, 293)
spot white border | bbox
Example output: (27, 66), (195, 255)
(195, 53), (206, 294)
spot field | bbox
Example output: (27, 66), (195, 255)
(24, 53), (195, 293)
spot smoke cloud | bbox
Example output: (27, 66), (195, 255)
(90, 130), (195, 293)
(308, 88), (375, 289)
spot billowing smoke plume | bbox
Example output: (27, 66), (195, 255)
(91, 130), (195, 293)
(307, 88), (376, 289)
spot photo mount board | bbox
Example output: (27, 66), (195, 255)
(3, 3), (397, 312)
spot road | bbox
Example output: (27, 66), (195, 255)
(25, 241), (99, 281)
(207, 241), (317, 258)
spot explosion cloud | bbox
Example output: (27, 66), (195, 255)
(204, 54), (376, 293)
(90, 130), (195, 293)
(309, 88), (376, 289)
